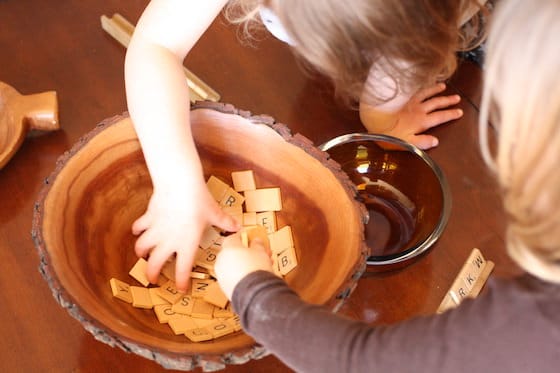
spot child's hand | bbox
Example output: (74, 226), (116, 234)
(360, 83), (463, 150)
(214, 233), (274, 300)
(132, 180), (239, 292)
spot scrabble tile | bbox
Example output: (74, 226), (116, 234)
(199, 226), (221, 250)
(277, 246), (298, 276)
(149, 287), (169, 306)
(271, 254), (283, 277)
(157, 280), (184, 304)
(213, 307), (234, 319)
(256, 211), (277, 234)
(269, 225), (294, 255)
(171, 294), (194, 315)
(192, 317), (216, 328)
(226, 314), (242, 332)
(207, 320), (235, 339)
(185, 327), (214, 342)
(190, 271), (210, 280)
(109, 278), (133, 303)
(209, 236), (224, 251)
(206, 175), (229, 202)
(129, 258), (150, 287)
(244, 188), (282, 212)
(191, 278), (214, 299)
(191, 299), (215, 319)
(231, 170), (256, 192)
(242, 211), (257, 226)
(195, 248), (220, 271)
(241, 230), (249, 247)
(153, 304), (183, 323)
(168, 316), (197, 335)
(202, 281), (228, 309)
(219, 188), (245, 208)
(130, 286), (153, 309)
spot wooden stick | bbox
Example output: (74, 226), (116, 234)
(100, 13), (220, 103)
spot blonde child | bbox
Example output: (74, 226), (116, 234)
(214, 0), (560, 371)
(125, 0), (487, 290)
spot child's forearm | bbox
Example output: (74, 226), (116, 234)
(124, 0), (228, 189)
(125, 38), (202, 190)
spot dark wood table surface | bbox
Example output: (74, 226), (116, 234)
(0, 1), (521, 372)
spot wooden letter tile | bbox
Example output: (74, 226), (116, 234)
(109, 278), (133, 303)
(269, 225), (294, 255)
(231, 170), (256, 192)
(199, 226), (221, 250)
(185, 327), (214, 342)
(149, 287), (169, 306)
(130, 286), (153, 309)
(171, 294), (195, 315)
(256, 211), (277, 234)
(206, 175), (229, 202)
(208, 320), (235, 339)
(202, 281), (229, 309)
(190, 299), (215, 319)
(157, 280), (184, 304)
(129, 257), (150, 287)
(153, 304), (183, 323)
(242, 212), (257, 226)
(167, 316), (197, 335)
(195, 248), (220, 271)
(244, 188), (282, 212)
(219, 188), (245, 208)
(277, 246), (298, 276)
(191, 278), (214, 299)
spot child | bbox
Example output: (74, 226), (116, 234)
(214, 0), (560, 371)
(125, 0), (487, 291)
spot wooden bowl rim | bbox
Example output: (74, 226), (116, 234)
(31, 101), (369, 371)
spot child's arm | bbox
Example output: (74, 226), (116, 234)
(214, 234), (431, 372)
(124, 0), (235, 292)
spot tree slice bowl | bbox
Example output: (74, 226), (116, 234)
(32, 102), (368, 371)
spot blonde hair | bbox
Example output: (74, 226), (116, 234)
(479, 0), (560, 283)
(226, 0), (485, 105)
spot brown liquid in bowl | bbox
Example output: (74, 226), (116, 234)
(326, 139), (443, 260)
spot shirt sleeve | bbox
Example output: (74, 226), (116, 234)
(231, 270), (559, 373)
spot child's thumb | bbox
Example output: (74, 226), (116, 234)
(213, 209), (241, 233)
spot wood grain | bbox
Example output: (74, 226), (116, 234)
(32, 103), (367, 370)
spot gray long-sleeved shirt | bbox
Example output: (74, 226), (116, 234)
(232, 270), (560, 373)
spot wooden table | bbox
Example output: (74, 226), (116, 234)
(0, 1), (521, 371)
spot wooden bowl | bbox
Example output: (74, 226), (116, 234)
(32, 102), (368, 371)
(320, 133), (451, 269)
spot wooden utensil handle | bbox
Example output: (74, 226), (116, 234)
(16, 91), (59, 131)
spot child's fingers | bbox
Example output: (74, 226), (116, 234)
(132, 213), (151, 235)
(250, 237), (272, 257)
(212, 209), (241, 233)
(174, 250), (195, 292)
(414, 82), (447, 102)
(410, 134), (439, 150)
(423, 108), (464, 130)
(134, 229), (159, 258)
(145, 246), (172, 284)
(422, 94), (461, 113)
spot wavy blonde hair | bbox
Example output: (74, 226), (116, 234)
(226, 0), (486, 105)
(479, 0), (560, 283)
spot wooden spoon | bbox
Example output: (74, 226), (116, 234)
(0, 81), (59, 169)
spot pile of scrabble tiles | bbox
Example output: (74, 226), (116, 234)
(109, 170), (298, 342)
